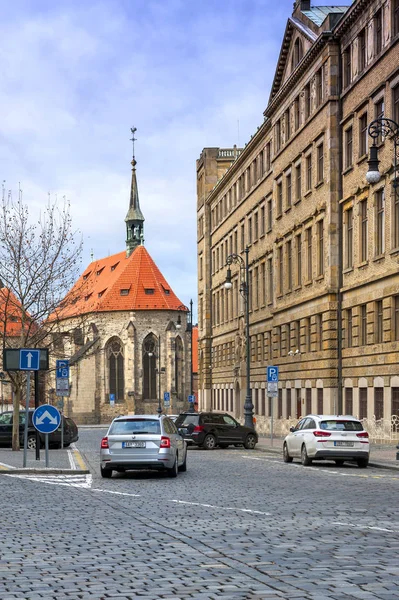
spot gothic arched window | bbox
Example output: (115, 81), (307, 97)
(291, 38), (303, 71)
(107, 337), (124, 401)
(175, 336), (184, 398)
(143, 335), (158, 400)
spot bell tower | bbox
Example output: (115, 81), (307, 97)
(125, 127), (145, 257)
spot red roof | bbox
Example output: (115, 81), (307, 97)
(0, 287), (31, 337)
(55, 245), (185, 319)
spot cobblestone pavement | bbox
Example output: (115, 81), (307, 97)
(1, 428), (399, 600)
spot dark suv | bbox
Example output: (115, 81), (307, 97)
(0, 410), (79, 449)
(175, 412), (258, 450)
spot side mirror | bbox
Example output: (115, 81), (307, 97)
(289, 426), (296, 433)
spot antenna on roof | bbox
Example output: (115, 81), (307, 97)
(130, 127), (137, 160)
(90, 248), (94, 261)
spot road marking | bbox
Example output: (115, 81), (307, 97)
(67, 449), (76, 470)
(0, 462), (15, 470)
(332, 521), (399, 533)
(168, 499), (271, 515)
(91, 488), (141, 497)
(5, 473), (92, 488)
(69, 444), (88, 471)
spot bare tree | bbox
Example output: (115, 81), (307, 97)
(0, 188), (83, 450)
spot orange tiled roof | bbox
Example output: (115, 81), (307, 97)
(55, 245), (185, 319)
(0, 287), (31, 337)
(192, 325), (198, 373)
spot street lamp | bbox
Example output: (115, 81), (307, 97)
(224, 245), (254, 430)
(366, 117), (399, 185)
(176, 300), (194, 412)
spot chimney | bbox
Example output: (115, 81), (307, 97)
(293, 0), (311, 11)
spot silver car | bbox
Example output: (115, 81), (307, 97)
(100, 414), (187, 478)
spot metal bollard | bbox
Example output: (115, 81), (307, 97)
(396, 444), (399, 461)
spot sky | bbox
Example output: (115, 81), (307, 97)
(0, 0), (352, 319)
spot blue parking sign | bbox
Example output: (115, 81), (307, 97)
(267, 366), (279, 382)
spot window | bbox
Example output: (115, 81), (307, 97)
(375, 98), (385, 144)
(265, 142), (271, 172)
(267, 197), (272, 232)
(278, 389), (283, 418)
(393, 86), (399, 128)
(376, 188), (385, 255)
(306, 388), (312, 414)
(394, 296), (399, 341)
(346, 207), (353, 269)
(286, 323), (291, 354)
(275, 120), (281, 152)
(359, 113), (368, 157)
(268, 256), (274, 304)
(278, 246), (283, 295)
(360, 304), (367, 345)
(316, 313), (323, 350)
(374, 9), (382, 55)
(306, 154), (312, 191)
(286, 173), (292, 209)
(317, 143), (324, 183)
(254, 212), (259, 241)
(358, 28), (366, 72)
(260, 206), (265, 236)
(108, 338), (124, 401)
(241, 222), (245, 251)
(305, 83), (311, 119)
(261, 262), (266, 306)
(316, 68), (323, 106)
(294, 96), (300, 130)
(394, 0), (399, 37)
(317, 220), (324, 276)
(374, 387), (384, 420)
(296, 234), (302, 286)
(344, 46), (351, 88)
(317, 388), (323, 414)
(306, 227), (312, 281)
(347, 308), (353, 348)
(277, 181), (283, 216)
(295, 163), (301, 202)
(248, 217), (253, 245)
(360, 199), (368, 262)
(393, 388), (399, 417)
(291, 38), (303, 70)
(345, 388), (353, 414)
(359, 388), (368, 419)
(345, 127), (353, 169)
(287, 240), (292, 292)
(285, 109), (291, 141)
(375, 300), (383, 343)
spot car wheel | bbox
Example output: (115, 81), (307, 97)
(244, 433), (257, 450)
(335, 459), (345, 466)
(219, 444), (229, 449)
(100, 466), (112, 478)
(283, 443), (293, 463)
(27, 435), (36, 450)
(203, 434), (216, 450)
(178, 451), (187, 472)
(301, 444), (312, 466)
(167, 456), (178, 478)
(357, 458), (369, 469)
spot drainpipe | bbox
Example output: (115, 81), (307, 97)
(337, 41), (343, 415)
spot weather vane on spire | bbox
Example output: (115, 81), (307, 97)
(130, 127), (137, 160)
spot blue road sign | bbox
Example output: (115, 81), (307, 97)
(164, 392), (170, 402)
(109, 393), (115, 406)
(19, 349), (40, 371)
(56, 359), (69, 378)
(188, 395), (195, 403)
(32, 404), (61, 434)
(267, 366), (279, 383)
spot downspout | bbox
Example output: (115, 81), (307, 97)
(337, 40), (343, 415)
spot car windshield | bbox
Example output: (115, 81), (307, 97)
(320, 420), (363, 431)
(175, 414), (199, 427)
(109, 419), (161, 435)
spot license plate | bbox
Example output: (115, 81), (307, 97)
(122, 441), (146, 448)
(334, 441), (354, 447)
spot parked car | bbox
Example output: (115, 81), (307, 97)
(168, 414), (179, 422)
(0, 409), (78, 449)
(100, 414), (187, 478)
(175, 412), (258, 450)
(283, 414), (370, 468)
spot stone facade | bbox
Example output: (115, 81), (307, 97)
(197, 0), (399, 425)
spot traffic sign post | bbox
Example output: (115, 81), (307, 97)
(32, 404), (61, 468)
(21, 349), (42, 467)
(163, 391), (170, 408)
(267, 366), (279, 447)
(56, 360), (70, 449)
(109, 393), (115, 407)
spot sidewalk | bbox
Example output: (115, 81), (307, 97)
(0, 444), (90, 474)
(256, 435), (399, 470)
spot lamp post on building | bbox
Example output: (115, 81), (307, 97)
(366, 117), (399, 185)
(176, 300), (194, 412)
(224, 245), (254, 430)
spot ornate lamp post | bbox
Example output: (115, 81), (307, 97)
(366, 117), (399, 185)
(176, 300), (194, 412)
(224, 245), (254, 430)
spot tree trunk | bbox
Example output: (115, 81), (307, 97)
(12, 386), (20, 451)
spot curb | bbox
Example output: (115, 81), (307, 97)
(255, 445), (399, 471)
(0, 468), (91, 475)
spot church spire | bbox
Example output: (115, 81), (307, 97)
(125, 127), (145, 257)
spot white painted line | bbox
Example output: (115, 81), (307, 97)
(5, 473), (93, 489)
(168, 498), (271, 516)
(91, 488), (141, 497)
(67, 449), (76, 470)
(332, 521), (398, 533)
(0, 462), (15, 469)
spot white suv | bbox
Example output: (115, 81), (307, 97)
(283, 415), (370, 468)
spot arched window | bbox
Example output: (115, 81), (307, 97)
(143, 335), (158, 400)
(175, 336), (184, 398)
(107, 337), (124, 401)
(291, 38), (303, 71)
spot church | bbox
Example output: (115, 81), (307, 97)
(51, 144), (192, 424)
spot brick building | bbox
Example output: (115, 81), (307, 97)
(52, 153), (193, 423)
(196, 0), (399, 430)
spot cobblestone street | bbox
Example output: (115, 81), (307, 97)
(1, 428), (399, 599)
